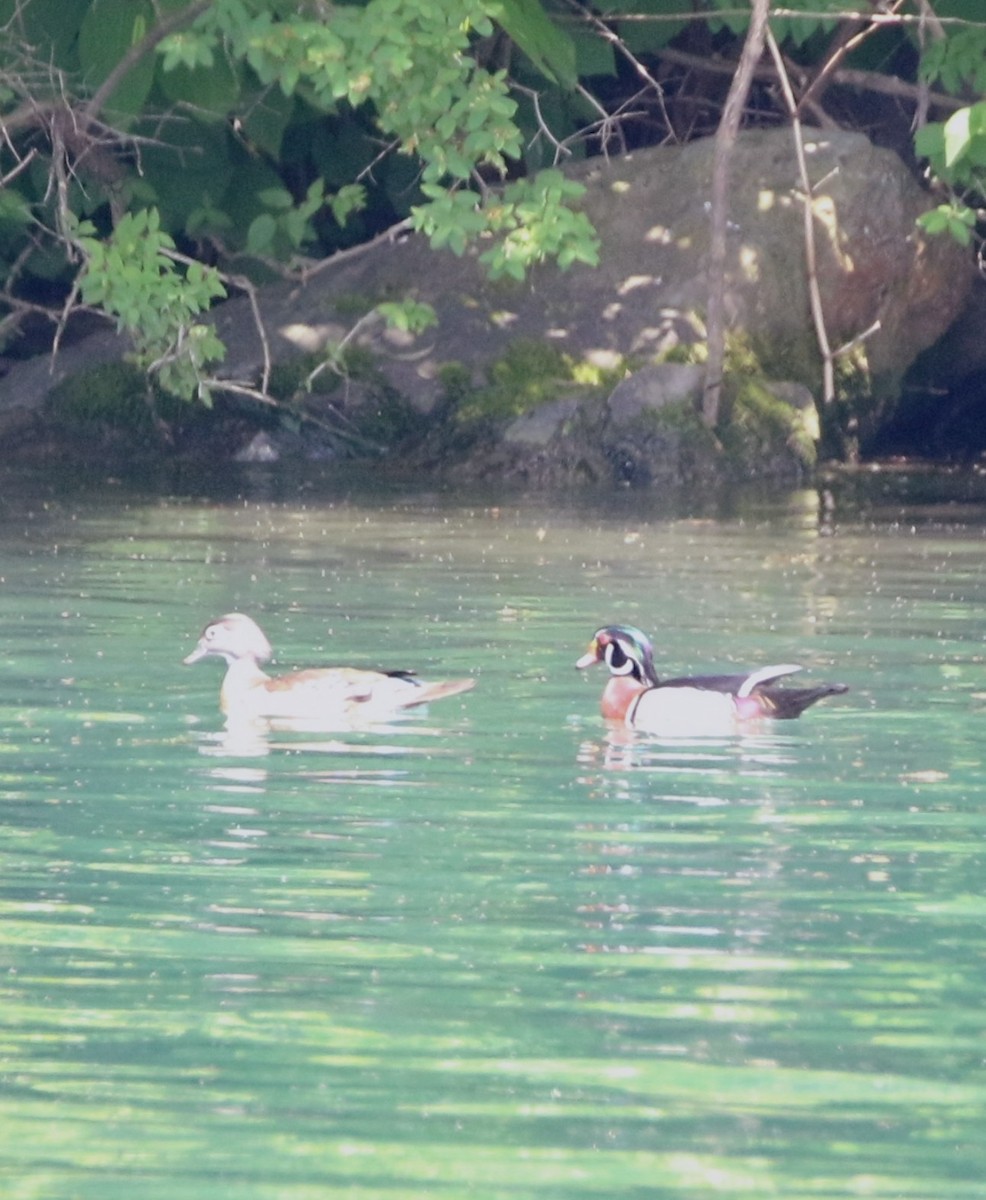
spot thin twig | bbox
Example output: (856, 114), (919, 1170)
(306, 307), (383, 388)
(298, 217), (413, 283)
(157, 247), (274, 395)
(642, 43), (966, 115)
(356, 136), (402, 184)
(239, 276), (272, 395)
(513, 83), (572, 163)
(564, 0), (677, 143)
(764, 28), (835, 408)
(200, 378), (388, 453)
(832, 318), (881, 360)
(913, 0), (947, 133)
(50, 276), (86, 366)
(0, 145), (37, 188)
(703, 0), (771, 428)
(796, 0), (908, 116)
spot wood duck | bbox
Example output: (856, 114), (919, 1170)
(184, 613), (474, 724)
(576, 624), (848, 736)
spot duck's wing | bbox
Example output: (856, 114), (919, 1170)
(734, 663), (848, 719)
(737, 663), (803, 698)
(262, 666), (473, 714)
(658, 664), (802, 698)
(261, 666), (376, 699)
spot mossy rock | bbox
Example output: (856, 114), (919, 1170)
(45, 361), (184, 442)
(724, 377), (819, 470)
(452, 340), (575, 426)
(603, 398), (721, 487)
(47, 361), (150, 426)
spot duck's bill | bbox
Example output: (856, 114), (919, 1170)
(575, 644), (601, 670)
(183, 642), (209, 665)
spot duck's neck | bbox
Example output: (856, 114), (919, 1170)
(219, 657), (270, 715)
(601, 675), (647, 722)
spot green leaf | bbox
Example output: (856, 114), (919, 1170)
(914, 123), (945, 163)
(8, 0), (89, 67)
(246, 212), (277, 254)
(218, 154), (286, 250)
(917, 202), (976, 247)
(258, 187), (294, 210)
(623, 9), (687, 54)
(158, 31), (215, 73)
(708, 0), (749, 37)
(943, 106), (972, 168)
(238, 87), (295, 160)
(282, 209), (307, 247)
(377, 300), (437, 334)
(157, 53), (240, 117)
(298, 178), (327, 219)
(917, 208), (949, 236)
(186, 202), (234, 239)
(493, 0), (578, 88)
(0, 190), (32, 229)
(330, 184), (366, 227)
(942, 216), (972, 246)
(78, 0), (156, 125)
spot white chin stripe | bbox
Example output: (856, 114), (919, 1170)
(605, 646), (637, 676)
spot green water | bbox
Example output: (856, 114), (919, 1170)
(1, 467), (985, 1199)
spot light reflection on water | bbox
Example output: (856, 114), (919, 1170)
(1, 468), (986, 1198)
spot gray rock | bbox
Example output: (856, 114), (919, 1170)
(503, 396), (583, 445)
(233, 432), (279, 463)
(607, 364), (705, 423)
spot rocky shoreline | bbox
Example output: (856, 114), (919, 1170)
(0, 128), (975, 483)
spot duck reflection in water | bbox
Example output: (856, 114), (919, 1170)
(575, 725), (800, 780)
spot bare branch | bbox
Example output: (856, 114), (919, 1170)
(199, 377), (388, 454)
(796, 0), (909, 116)
(0, 144), (37, 187)
(299, 217), (414, 283)
(619, 40), (966, 118)
(703, 0), (771, 429)
(765, 28), (835, 410)
(564, 0), (678, 144)
(51, 276), (86, 365)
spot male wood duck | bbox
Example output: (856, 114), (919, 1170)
(184, 613), (474, 724)
(576, 624), (848, 736)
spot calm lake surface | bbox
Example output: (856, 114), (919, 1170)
(2, 463), (986, 1199)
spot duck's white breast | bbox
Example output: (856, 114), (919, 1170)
(629, 687), (744, 738)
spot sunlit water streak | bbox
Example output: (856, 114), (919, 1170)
(1, 466), (985, 1198)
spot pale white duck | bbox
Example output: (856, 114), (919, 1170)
(184, 613), (474, 724)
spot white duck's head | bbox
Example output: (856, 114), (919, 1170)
(183, 613), (274, 667)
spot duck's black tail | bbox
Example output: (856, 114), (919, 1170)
(761, 682), (849, 720)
